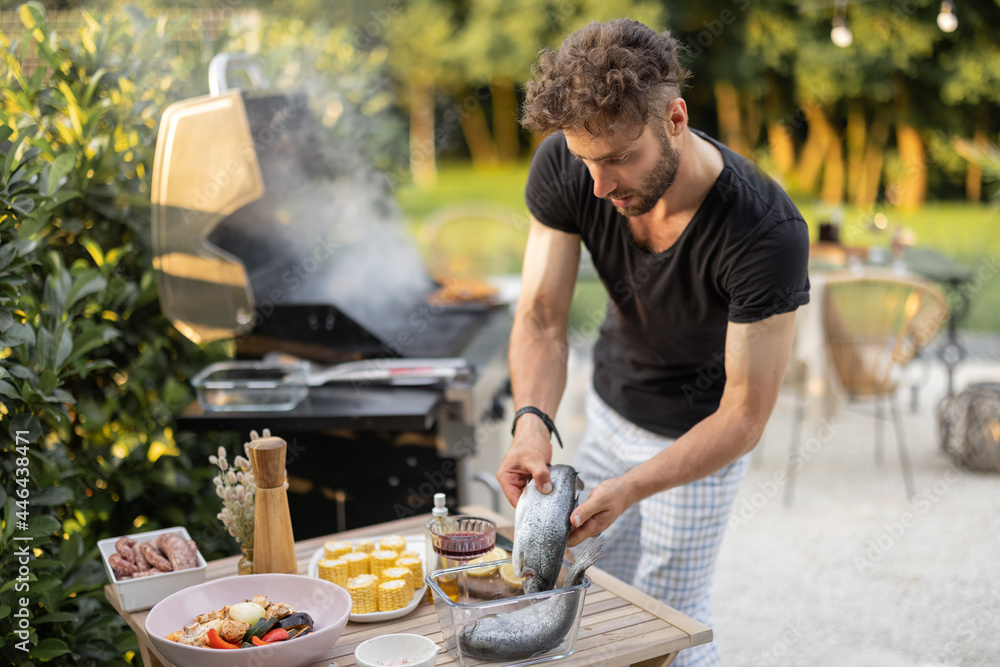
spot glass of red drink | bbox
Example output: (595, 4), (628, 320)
(429, 516), (497, 563)
(428, 516), (497, 603)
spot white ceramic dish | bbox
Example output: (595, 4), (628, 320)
(355, 632), (441, 667)
(98, 526), (207, 612)
(307, 533), (427, 623)
(145, 573), (351, 667)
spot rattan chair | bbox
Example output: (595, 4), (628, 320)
(785, 272), (949, 503)
(420, 203), (528, 281)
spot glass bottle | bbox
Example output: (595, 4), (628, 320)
(425, 493), (457, 602)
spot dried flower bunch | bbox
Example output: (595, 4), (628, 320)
(209, 429), (265, 550)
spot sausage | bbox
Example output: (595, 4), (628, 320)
(109, 533), (201, 581)
(132, 544), (151, 570)
(158, 533), (198, 570)
(108, 553), (137, 579)
(115, 537), (137, 564)
(140, 541), (173, 572)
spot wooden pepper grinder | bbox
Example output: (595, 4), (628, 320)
(248, 436), (297, 574)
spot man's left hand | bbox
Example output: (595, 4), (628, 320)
(567, 477), (633, 547)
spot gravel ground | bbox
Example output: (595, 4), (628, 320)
(713, 361), (1000, 667)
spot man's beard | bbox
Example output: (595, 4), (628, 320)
(608, 126), (681, 217)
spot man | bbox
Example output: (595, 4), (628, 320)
(497, 19), (810, 667)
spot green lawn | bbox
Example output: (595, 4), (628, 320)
(395, 161), (532, 227)
(395, 162), (1000, 332)
(789, 201), (999, 331)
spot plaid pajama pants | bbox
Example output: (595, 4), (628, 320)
(573, 385), (750, 667)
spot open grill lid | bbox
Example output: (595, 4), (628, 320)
(150, 86), (262, 343)
(151, 54), (490, 361)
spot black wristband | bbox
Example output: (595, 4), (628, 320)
(511, 406), (564, 449)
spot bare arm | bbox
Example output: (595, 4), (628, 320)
(497, 216), (581, 506)
(567, 310), (798, 546)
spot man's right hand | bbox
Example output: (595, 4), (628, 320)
(497, 418), (554, 507)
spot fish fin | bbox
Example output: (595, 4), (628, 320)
(514, 543), (535, 580)
(565, 535), (604, 586)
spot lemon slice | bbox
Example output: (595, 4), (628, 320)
(499, 562), (523, 590)
(466, 547), (507, 577)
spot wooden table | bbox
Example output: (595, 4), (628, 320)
(106, 507), (711, 667)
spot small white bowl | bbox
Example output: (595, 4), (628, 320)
(355, 633), (441, 667)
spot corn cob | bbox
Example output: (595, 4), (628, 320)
(370, 549), (399, 580)
(377, 579), (410, 612)
(342, 551), (370, 578)
(353, 539), (376, 554)
(395, 556), (423, 589)
(379, 535), (407, 554)
(347, 574), (379, 614)
(381, 566), (413, 589)
(323, 540), (353, 561)
(318, 558), (348, 588)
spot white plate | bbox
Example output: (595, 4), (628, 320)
(307, 534), (427, 623)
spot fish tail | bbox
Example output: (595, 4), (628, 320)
(565, 535), (604, 586)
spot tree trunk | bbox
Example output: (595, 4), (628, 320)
(410, 77), (437, 188)
(966, 105), (988, 202)
(821, 127), (845, 205)
(846, 102), (866, 203)
(763, 77), (794, 177)
(744, 94), (760, 148)
(767, 123), (796, 177)
(456, 95), (498, 167)
(798, 103), (833, 194)
(890, 81), (925, 210)
(855, 116), (889, 210)
(894, 124), (926, 210)
(714, 81), (750, 157)
(491, 77), (521, 163)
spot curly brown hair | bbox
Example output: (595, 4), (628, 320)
(521, 19), (690, 138)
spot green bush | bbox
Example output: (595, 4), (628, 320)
(0, 4), (407, 663)
(0, 5), (236, 664)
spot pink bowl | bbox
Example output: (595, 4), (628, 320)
(145, 573), (351, 667)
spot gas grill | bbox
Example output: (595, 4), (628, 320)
(152, 54), (511, 536)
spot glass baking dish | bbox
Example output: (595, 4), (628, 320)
(190, 360), (310, 412)
(426, 557), (590, 667)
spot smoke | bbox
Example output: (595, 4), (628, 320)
(261, 174), (435, 341)
(176, 34), (434, 349)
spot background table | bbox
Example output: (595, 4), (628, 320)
(106, 506), (711, 667)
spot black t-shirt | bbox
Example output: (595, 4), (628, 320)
(525, 130), (810, 438)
